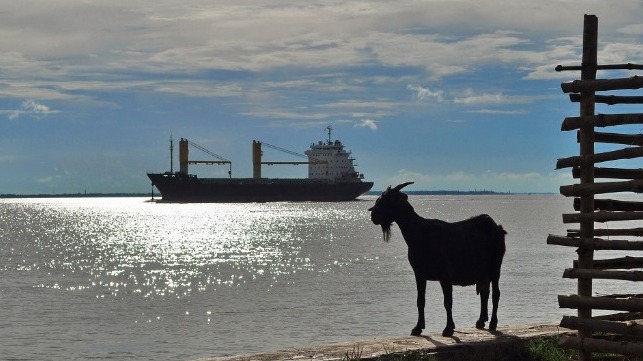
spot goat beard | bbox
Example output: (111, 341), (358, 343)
(381, 223), (392, 242)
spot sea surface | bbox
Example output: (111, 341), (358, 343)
(0, 195), (640, 360)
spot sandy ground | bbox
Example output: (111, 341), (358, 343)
(197, 323), (572, 361)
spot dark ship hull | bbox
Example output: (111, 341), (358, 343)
(147, 172), (374, 202)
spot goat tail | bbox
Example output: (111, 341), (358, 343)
(489, 222), (506, 253)
(494, 223), (507, 263)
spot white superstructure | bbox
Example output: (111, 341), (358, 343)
(305, 127), (365, 182)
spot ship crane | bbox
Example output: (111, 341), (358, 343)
(252, 140), (327, 179)
(178, 138), (232, 178)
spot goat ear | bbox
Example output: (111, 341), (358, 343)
(393, 182), (414, 191)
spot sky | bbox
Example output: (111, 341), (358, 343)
(1, 1), (643, 194)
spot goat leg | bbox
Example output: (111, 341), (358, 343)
(411, 276), (426, 336)
(476, 281), (490, 329)
(440, 281), (455, 337)
(489, 280), (500, 331)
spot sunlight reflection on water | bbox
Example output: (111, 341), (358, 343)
(5, 199), (368, 299)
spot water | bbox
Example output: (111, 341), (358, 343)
(0, 195), (639, 360)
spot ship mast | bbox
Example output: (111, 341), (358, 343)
(326, 126), (332, 144)
(169, 134), (174, 173)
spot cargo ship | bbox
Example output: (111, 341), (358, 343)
(147, 127), (373, 202)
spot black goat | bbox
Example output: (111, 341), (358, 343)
(368, 182), (506, 337)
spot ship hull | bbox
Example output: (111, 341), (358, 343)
(147, 173), (374, 202)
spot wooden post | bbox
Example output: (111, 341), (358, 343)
(577, 14), (598, 361)
(553, 15), (643, 357)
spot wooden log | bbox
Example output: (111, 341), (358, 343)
(562, 210), (643, 223)
(547, 234), (643, 250)
(559, 334), (643, 356)
(574, 256), (643, 270)
(602, 295), (643, 300)
(561, 113), (643, 131)
(598, 228), (643, 237)
(558, 294), (643, 311)
(573, 197), (643, 211)
(592, 131), (643, 146)
(563, 268), (643, 281)
(566, 227), (643, 237)
(594, 312), (643, 322)
(560, 180), (643, 196)
(560, 315), (643, 336)
(561, 75), (643, 93)
(573, 166), (643, 179)
(556, 63), (643, 71)
(570, 93), (643, 105)
(556, 147), (643, 169)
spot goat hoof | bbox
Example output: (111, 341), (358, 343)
(489, 319), (498, 332)
(475, 320), (486, 329)
(442, 327), (454, 337)
(411, 327), (423, 336)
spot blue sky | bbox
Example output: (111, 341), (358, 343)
(1, 1), (643, 194)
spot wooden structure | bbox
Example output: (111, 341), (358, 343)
(548, 15), (643, 359)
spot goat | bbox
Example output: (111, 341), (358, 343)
(368, 182), (506, 337)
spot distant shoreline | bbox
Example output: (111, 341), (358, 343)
(0, 190), (553, 199)
(366, 190), (512, 196)
(0, 193), (152, 199)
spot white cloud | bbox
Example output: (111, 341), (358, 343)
(0, 0), (639, 110)
(454, 91), (505, 104)
(23, 99), (50, 114)
(154, 81), (245, 98)
(8, 99), (56, 120)
(407, 84), (444, 102)
(468, 109), (529, 115)
(354, 119), (378, 131)
(319, 100), (397, 110)
(453, 89), (535, 105)
(1, 0), (640, 81)
(618, 23), (643, 35)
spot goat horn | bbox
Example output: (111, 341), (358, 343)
(393, 182), (414, 191)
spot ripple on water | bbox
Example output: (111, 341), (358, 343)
(1, 195), (641, 360)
